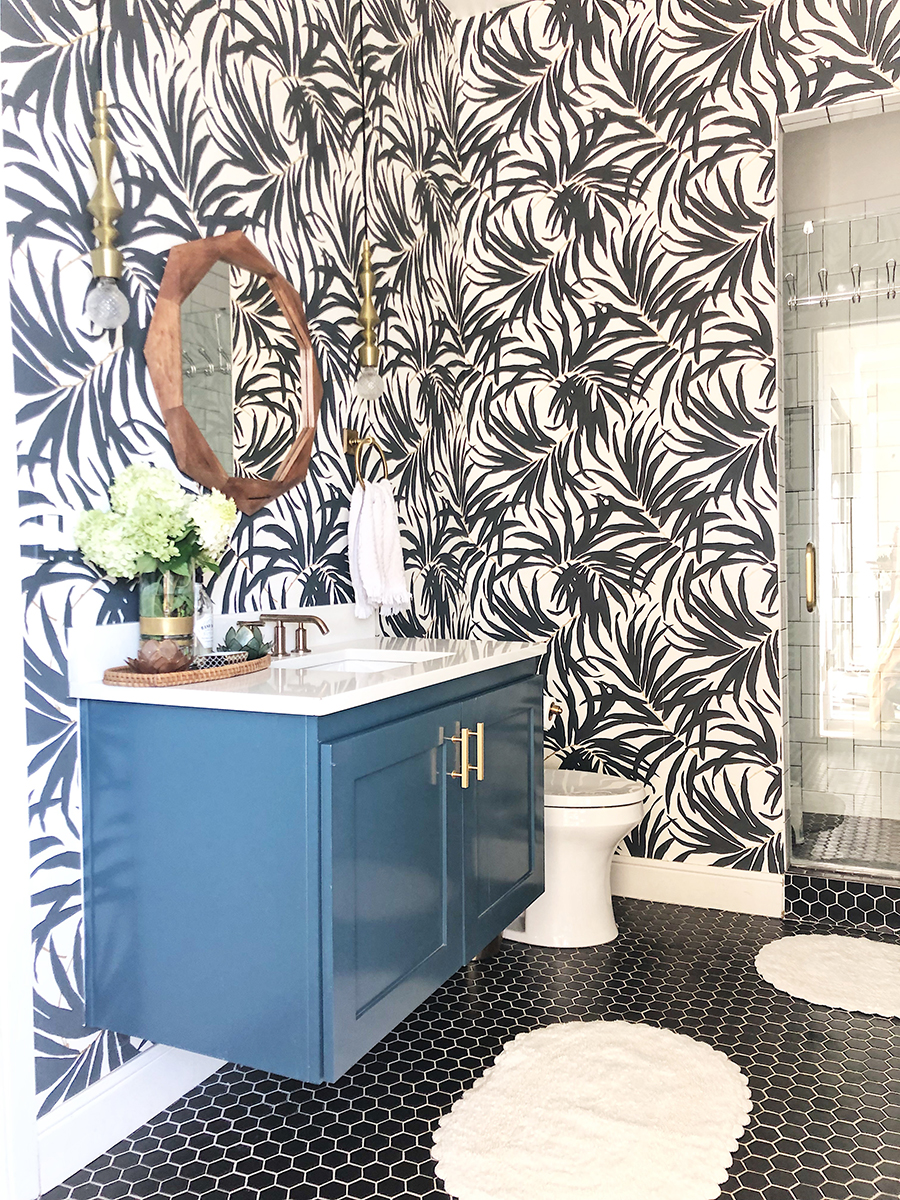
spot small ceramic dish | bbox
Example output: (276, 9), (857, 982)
(191, 650), (249, 670)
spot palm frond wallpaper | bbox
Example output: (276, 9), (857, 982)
(4, 0), (900, 1113)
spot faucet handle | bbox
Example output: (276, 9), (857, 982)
(259, 613), (329, 655)
(238, 618), (285, 658)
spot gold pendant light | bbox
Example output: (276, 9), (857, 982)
(84, 1), (129, 329)
(356, 238), (383, 399)
(354, 0), (383, 400)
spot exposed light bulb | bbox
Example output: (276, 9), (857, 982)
(85, 276), (130, 329)
(356, 364), (384, 400)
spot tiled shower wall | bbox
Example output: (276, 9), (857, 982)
(783, 199), (900, 825)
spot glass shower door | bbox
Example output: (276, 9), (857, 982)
(785, 209), (900, 876)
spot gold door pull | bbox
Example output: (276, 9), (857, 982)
(450, 726), (483, 787)
(450, 728), (472, 788)
(805, 542), (816, 613)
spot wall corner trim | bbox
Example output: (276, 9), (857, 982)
(611, 856), (784, 919)
(36, 1045), (224, 1196)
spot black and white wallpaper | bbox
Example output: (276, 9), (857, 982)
(4, 0), (900, 1114)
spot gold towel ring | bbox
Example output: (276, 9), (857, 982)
(354, 436), (389, 489)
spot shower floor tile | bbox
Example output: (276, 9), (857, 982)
(44, 898), (900, 1200)
(798, 811), (900, 873)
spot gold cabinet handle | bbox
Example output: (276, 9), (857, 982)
(450, 725), (483, 786)
(805, 542), (816, 613)
(450, 727), (471, 788)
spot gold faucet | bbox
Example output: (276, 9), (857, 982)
(259, 613), (330, 657)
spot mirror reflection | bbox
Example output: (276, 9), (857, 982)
(231, 268), (307, 481)
(180, 264), (310, 482)
(181, 260), (232, 474)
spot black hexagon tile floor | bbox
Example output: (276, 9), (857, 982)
(45, 898), (900, 1200)
(785, 871), (900, 932)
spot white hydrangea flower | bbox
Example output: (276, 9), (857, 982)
(189, 491), (237, 562)
(109, 464), (190, 519)
(74, 509), (140, 579)
(74, 467), (236, 578)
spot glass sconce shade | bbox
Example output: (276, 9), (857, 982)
(86, 276), (130, 328)
(355, 365), (384, 400)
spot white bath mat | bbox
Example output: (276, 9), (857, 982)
(431, 1021), (752, 1200)
(756, 934), (900, 1017)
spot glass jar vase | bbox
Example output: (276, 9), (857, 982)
(139, 569), (194, 655)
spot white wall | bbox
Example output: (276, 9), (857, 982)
(784, 109), (900, 215)
(0, 149), (41, 1200)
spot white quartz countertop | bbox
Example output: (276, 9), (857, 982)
(71, 637), (546, 716)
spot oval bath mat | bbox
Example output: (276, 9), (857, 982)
(756, 934), (900, 1017)
(431, 1020), (752, 1200)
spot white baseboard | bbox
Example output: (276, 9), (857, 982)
(36, 1045), (224, 1196)
(611, 856), (784, 918)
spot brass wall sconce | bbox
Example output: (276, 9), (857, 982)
(85, 89), (130, 328)
(354, 0), (384, 400)
(356, 239), (383, 399)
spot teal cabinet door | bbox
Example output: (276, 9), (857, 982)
(82, 659), (544, 1085)
(461, 676), (544, 959)
(323, 703), (464, 1079)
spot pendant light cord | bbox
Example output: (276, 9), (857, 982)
(357, 0), (370, 242)
(95, 0), (105, 94)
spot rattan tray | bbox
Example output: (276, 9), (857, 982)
(103, 655), (271, 687)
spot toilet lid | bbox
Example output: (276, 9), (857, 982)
(544, 768), (647, 808)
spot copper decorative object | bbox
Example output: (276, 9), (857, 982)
(126, 640), (193, 674)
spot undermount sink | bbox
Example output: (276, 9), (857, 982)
(271, 648), (454, 673)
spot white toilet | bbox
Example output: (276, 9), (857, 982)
(505, 768), (647, 947)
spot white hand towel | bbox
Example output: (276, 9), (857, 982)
(347, 481), (373, 618)
(370, 480), (411, 616)
(348, 479), (411, 618)
(355, 483), (381, 615)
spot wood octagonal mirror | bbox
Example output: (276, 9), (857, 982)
(145, 231), (322, 515)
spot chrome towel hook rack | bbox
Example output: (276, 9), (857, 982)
(342, 427), (389, 489)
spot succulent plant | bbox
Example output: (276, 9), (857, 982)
(126, 640), (193, 674)
(219, 625), (272, 660)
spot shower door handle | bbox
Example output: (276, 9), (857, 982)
(805, 542), (816, 613)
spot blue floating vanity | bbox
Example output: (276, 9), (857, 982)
(76, 638), (544, 1082)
